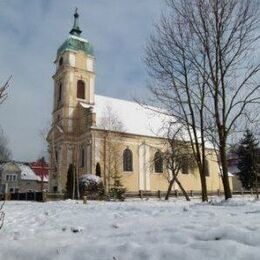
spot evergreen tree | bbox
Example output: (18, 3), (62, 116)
(236, 129), (259, 190)
(66, 164), (79, 199)
(109, 172), (126, 201)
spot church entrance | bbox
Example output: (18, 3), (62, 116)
(96, 162), (101, 177)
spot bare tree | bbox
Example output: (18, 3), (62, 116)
(0, 77), (11, 105)
(0, 127), (11, 161)
(0, 201), (5, 231)
(162, 127), (196, 201)
(145, 0), (260, 200)
(99, 105), (126, 193)
(0, 77), (11, 230)
(145, 3), (211, 201)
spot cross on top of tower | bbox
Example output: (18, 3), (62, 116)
(70, 8), (82, 37)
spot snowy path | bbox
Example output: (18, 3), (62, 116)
(1, 198), (260, 260)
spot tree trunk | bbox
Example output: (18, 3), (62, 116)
(200, 155), (208, 202)
(200, 173), (208, 202)
(165, 178), (175, 200)
(219, 142), (232, 200)
(175, 178), (190, 201)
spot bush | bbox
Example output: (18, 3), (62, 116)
(109, 177), (126, 201)
(79, 174), (105, 200)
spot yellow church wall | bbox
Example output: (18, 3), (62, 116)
(90, 129), (230, 193)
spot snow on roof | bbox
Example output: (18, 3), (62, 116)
(18, 164), (39, 181)
(93, 95), (214, 150)
(218, 167), (234, 177)
(94, 95), (168, 138)
(228, 165), (240, 175)
(69, 34), (89, 43)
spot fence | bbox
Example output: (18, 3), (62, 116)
(0, 192), (45, 202)
(125, 189), (258, 199)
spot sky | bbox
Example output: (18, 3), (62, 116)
(0, 0), (164, 161)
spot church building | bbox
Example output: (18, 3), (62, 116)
(47, 10), (232, 195)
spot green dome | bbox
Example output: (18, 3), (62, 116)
(57, 36), (94, 57)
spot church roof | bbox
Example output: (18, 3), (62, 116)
(57, 9), (94, 57)
(94, 95), (169, 138)
(89, 95), (214, 149)
(57, 35), (94, 57)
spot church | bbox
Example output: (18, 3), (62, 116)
(47, 10), (232, 195)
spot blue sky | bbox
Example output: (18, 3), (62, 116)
(0, 0), (164, 161)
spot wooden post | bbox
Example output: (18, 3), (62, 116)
(42, 191), (47, 202)
(217, 189), (220, 196)
(190, 190), (193, 197)
(158, 190), (161, 200)
(175, 189), (178, 197)
(139, 190), (143, 200)
(83, 196), (87, 204)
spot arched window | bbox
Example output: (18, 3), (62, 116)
(181, 162), (189, 174)
(96, 162), (101, 177)
(205, 159), (210, 177)
(80, 148), (85, 167)
(123, 148), (133, 172)
(58, 83), (62, 102)
(77, 80), (85, 99)
(154, 150), (163, 173)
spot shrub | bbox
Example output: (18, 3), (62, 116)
(79, 174), (105, 200)
(109, 175), (126, 201)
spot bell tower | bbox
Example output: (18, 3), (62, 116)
(52, 8), (95, 133)
(48, 9), (96, 193)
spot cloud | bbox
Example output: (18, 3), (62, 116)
(0, 0), (164, 161)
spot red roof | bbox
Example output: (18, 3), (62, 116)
(30, 161), (49, 179)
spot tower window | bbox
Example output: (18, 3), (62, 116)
(59, 57), (63, 66)
(77, 80), (85, 99)
(58, 83), (62, 102)
(123, 148), (133, 172)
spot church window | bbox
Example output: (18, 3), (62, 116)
(58, 83), (62, 102)
(96, 162), (101, 177)
(123, 148), (133, 172)
(154, 150), (163, 173)
(55, 150), (59, 163)
(181, 162), (189, 174)
(77, 80), (85, 99)
(81, 148), (85, 167)
(205, 159), (210, 177)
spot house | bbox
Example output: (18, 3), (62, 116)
(0, 161), (48, 194)
(47, 10), (233, 195)
(30, 159), (49, 191)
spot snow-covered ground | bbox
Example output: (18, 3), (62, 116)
(1, 197), (260, 260)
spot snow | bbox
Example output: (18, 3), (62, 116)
(93, 95), (215, 149)
(69, 34), (89, 43)
(94, 95), (170, 138)
(1, 197), (260, 260)
(79, 174), (101, 185)
(18, 164), (39, 181)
